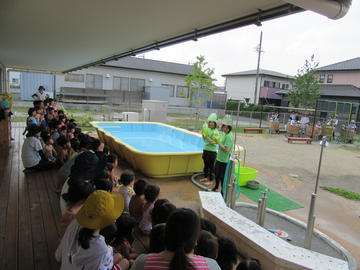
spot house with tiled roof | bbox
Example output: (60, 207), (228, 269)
(316, 57), (360, 103)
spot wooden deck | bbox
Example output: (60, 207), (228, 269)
(0, 122), (62, 270)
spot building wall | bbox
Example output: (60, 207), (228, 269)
(261, 75), (291, 89)
(21, 72), (55, 100)
(55, 66), (190, 106)
(317, 70), (360, 88)
(225, 74), (291, 103)
(225, 75), (256, 103)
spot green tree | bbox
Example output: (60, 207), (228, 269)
(185, 55), (217, 107)
(287, 55), (320, 108)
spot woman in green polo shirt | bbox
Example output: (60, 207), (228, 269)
(200, 113), (220, 184)
(213, 117), (234, 195)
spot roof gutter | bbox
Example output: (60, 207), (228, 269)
(284, 0), (351, 20)
(63, 4), (302, 73)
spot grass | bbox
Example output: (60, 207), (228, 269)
(168, 119), (201, 129)
(13, 106), (97, 114)
(11, 116), (27, 122)
(79, 126), (96, 132)
(339, 145), (360, 152)
(321, 186), (360, 201)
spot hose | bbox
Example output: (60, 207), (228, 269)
(222, 160), (231, 198)
(222, 158), (242, 200)
(190, 172), (212, 192)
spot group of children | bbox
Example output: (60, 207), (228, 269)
(59, 169), (261, 270)
(21, 98), (84, 171)
(55, 132), (261, 269)
(19, 98), (263, 269)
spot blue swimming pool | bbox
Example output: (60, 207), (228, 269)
(95, 122), (203, 153)
(92, 122), (204, 178)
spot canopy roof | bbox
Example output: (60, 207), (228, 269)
(0, 0), (351, 73)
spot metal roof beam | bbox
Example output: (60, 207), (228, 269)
(63, 4), (302, 74)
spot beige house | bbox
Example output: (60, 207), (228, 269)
(316, 57), (360, 103)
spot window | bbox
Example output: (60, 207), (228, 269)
(65, 73), (84, 83)
(113, 76), (129, 90)
(162, 84), (175, 97)
(263, 80), (270, 87)
(85, 74), (103, 89)
(176, 86), (189, 98)
(319, 74), (325, 83)
(11, 78), (20, 84)
(130, 78), (145, 91)
(327, 74), (333, 83)
(281, 83), (289, 89)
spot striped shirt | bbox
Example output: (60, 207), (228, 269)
(143, 253), (211, 270)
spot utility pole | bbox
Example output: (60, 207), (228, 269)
(254, 31), (263, 105)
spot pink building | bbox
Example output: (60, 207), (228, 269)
(316, 57), (360, 103)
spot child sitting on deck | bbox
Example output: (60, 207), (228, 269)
(60, 180), (94, 228)
(116, 170), (136, 213)
(55, 136), (71, 165)
(216, 236), (240, 270)
(194, 230), (219, 260)
(100, 223), (130, 270)
(55, 190), (124, 270)
(149, 223), (166, 253)
(26, 107), (38, 127)
(129, 179), (148, 222)
(113, 214), (139, 263)
(43, 135), (57, 163)
(139, 184), (160, 235)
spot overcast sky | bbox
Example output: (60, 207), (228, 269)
(144, 1), (360, 86)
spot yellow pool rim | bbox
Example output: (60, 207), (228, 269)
(91, 121), (203, 156)
(91, 121), (204, 178)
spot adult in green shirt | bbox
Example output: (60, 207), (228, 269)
(213, 118), (234, 195)
(200, 113), (220, 184)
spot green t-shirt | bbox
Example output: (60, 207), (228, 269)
(202, 127), (220, 152)
(216, 132), (234, 163)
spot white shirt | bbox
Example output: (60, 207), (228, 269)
(21, 136), (43, 168)
(32, 91), (48, 101)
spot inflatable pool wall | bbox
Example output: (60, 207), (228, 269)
(91, 122), (204, 178)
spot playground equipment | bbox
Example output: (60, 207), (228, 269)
(316, 99), (360, 123)
(306, 125), (321, 138)
(269, 121), (280, 134)
(286, 124), (300, 137)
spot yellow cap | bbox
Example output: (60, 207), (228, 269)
(76, 190), (124, 229)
